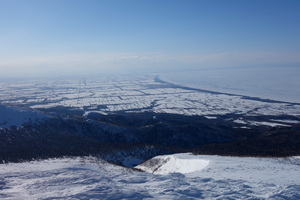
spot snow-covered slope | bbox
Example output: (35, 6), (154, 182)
(0, 154), (299, 199)
(0, 104), (46, 129)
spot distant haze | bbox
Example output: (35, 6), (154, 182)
(0, 0), (299, 78)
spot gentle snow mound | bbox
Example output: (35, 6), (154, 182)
(135, 153), (210, 174)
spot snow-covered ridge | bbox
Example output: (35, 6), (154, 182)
(0, 104), (46, 128)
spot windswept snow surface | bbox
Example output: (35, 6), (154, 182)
(0, 154), (299, 199)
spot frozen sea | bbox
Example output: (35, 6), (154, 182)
(160, 66), (300, 103)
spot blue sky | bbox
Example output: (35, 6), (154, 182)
(1, 0), (300, 77)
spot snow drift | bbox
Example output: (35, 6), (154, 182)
(135, 153), (210, 174)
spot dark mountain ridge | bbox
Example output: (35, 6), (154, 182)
(1, 105), (299, 166)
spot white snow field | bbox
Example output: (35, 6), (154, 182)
(0, 154), (299, 199)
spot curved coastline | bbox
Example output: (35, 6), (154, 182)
(156, 75), (300, 105)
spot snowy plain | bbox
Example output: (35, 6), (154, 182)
(0, 154), (299, 199)
(0, 74), (299, 129)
